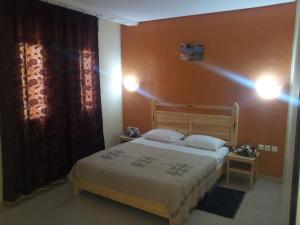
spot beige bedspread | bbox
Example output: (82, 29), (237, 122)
(69, 142), (217, 225)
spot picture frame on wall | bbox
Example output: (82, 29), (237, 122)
(180, 43), (204, 61)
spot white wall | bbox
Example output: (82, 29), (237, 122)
(283, 1), (300, 224)
(98, 19), (123, 147)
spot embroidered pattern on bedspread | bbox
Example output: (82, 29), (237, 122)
(100, 150), (125, 160)
(131, 156), (157, 168)
(166, 163), (193, 176)
(71, 142), (217, 225)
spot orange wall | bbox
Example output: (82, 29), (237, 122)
(121, 3), (296, 177)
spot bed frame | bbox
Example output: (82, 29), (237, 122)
(73, 101), (239, 224)
(151, 102), (239, 146)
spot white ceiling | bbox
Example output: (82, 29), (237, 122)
(44, 0), (294, 26)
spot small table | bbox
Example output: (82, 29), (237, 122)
(226, 152), (260, 189)
(119, 135), (140, 143)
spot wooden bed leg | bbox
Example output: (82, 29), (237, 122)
(73, 182), (80, 195)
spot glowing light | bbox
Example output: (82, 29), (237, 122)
(136, 88), (162, 102)
(123, 75), (139, 92)
(110, 65), (122, 97)
(198, 62), (296, 103)
(122, 62), (299, 106)
(255, 75), (282, 100)
(199, 62), (255, 89)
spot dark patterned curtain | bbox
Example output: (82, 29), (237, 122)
(0, 0), (105, 202)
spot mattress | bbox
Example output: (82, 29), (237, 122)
(69, 141), (219, 225)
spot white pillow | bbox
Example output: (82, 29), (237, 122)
(142, 129), (184, 143)
(183, 135), (226, 151)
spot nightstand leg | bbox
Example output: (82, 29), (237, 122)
(226, 173), (229, 185)
(250, 163), (254, 189)
(226, 160), (230, 185)
(73, 182), (80, 195)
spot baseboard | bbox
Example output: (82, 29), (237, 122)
(257, 174), (283, 183)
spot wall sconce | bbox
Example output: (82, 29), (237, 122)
(123, 75), (139, 92)
(255, 75), (282, 100)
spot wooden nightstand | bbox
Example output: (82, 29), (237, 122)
(120, 135), (140, 143)
(226, 152), (260, 189)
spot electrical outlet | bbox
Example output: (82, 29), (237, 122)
(271, 146), (278, 152)
(265, 145), (271, 151)
(258, 144), (264, 151)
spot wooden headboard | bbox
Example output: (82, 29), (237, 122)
(151, 102), (239, 146)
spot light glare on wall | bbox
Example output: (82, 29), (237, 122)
(109, 64), (122, 95)
(123, 75), (139, 92)
(255, 75), (282, 100)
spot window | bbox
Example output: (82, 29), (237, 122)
(19, 44), (96, 120)
(19, 41), (47, 120)
(80, 49), (95, 112)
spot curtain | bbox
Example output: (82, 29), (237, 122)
(0, 0), (105, 202)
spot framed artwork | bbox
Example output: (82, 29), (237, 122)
(180, 43), (204, 61)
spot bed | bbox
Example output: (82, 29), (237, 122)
(69, 102), (239, 225)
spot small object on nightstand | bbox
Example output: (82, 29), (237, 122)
(231, 144), (257, 157)
(126, 126), (140, 138)
(120, 127), (141, 143)
(226, 151), (260, 189)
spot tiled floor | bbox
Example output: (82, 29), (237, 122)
(0, 179), (284, 225)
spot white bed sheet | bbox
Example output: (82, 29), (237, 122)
(132, 137), (228, 167)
